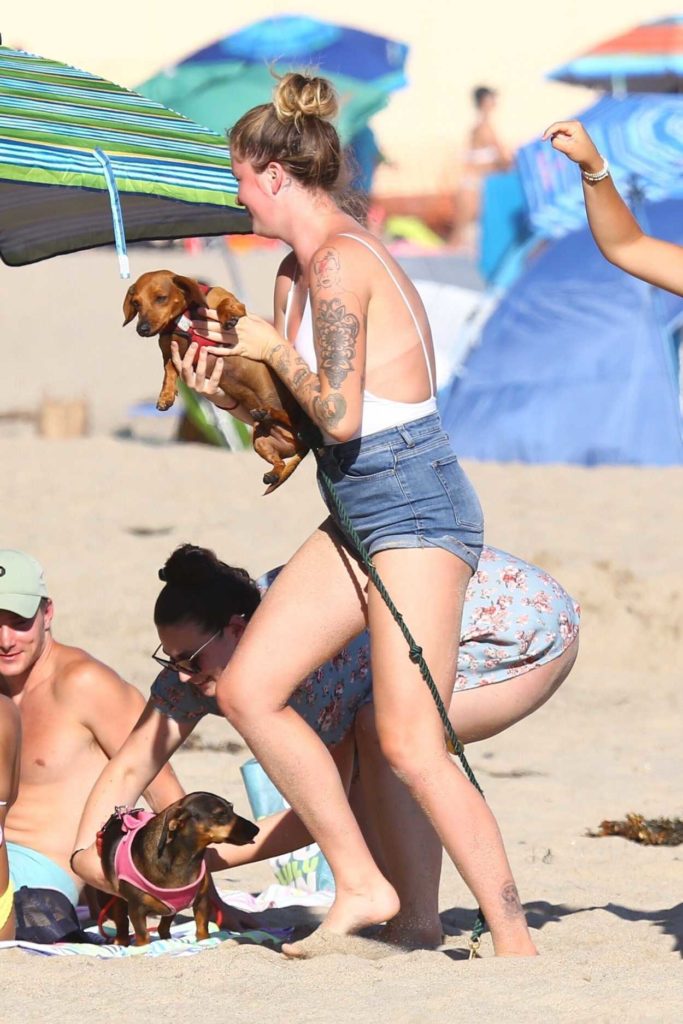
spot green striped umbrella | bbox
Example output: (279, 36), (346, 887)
(0, 45), (250, 276)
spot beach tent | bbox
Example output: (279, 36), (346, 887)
(440, 198), (683, 466)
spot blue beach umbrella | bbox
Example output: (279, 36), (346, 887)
(547, 16), (683, 94)
(138, 16), (409, 148)
(516, 93), (683, 240)
(0, 45), (249, 276)
(188, 15), (409, 94)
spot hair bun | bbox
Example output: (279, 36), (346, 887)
(273, 72), (338, 129)
(161, 543), (219, 588)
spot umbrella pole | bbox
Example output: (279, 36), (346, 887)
(93, 148), (130, 279)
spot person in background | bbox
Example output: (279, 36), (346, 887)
(450, 85), (514, 250)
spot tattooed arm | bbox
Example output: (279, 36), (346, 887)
(268, 242), (368, 441)
(199, 241), (368, 441)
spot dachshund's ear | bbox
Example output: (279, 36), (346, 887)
(156, 807), (190, 854)
(172, 275), (207, 309)
(122, 287), (136, 326)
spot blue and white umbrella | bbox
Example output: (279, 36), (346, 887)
(516, 93), (683, 239)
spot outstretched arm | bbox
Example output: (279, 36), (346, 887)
(543, 120), (683, 296)
(71, 700), (192, 891)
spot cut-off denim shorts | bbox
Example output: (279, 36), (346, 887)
(316, 412), (484, 572)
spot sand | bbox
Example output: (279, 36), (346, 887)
(1, 247), (681, 1022)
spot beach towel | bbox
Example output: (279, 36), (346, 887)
(0, 884), (331, 958)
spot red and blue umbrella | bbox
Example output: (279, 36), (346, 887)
(548, 16), (683, 94)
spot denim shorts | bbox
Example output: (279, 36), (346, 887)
(316, 412), (484, 571)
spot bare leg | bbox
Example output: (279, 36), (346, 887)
(216, 522), (399, 948)
(354, 703), (443, 948)
(368, 547), (537, 957)
(354, 638), (579, 948)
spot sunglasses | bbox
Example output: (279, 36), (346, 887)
(151, 628), (222, 676)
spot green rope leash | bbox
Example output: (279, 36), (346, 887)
(314, 453), (486, 952)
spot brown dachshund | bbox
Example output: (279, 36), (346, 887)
(98, 792), (259, 946)
(123, 269), (312, 492)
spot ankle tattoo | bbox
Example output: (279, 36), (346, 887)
(500, 881), (524, 918)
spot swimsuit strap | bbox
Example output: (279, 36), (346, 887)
(336, 232), (436, 397)
(284, 273), (296, 340)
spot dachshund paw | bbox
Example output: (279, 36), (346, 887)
(262, 470), (280, 486)
(250, 408), (270, 424)
(156, 398), (175, 412)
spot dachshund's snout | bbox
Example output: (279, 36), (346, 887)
(136, 321), (152, 337)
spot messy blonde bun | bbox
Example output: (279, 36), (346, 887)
(273, 72), (338, 130)
(229, 71), (342, 192)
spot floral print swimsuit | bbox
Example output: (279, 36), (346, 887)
(151, 546), (579, 747)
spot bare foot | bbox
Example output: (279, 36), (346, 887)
(282, 881), (399, 959)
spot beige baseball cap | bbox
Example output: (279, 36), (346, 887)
(0, 550), (49, 617)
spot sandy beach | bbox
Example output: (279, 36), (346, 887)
(1, 248), (681, 1022)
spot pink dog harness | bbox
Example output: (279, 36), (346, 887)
(113, 809), (206, 915)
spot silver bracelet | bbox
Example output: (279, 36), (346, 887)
(581, 157), (610, 183)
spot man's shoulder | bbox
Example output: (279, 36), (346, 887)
(50, 643), (133, 704)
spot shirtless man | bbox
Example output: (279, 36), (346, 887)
(0, 548), (184, 941)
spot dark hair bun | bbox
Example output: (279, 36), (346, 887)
(155, 544), (261, 630)
(161, 544), (220, 587)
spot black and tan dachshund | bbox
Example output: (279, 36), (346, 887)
(98, 792), (259, 946)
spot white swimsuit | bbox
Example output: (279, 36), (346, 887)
(284, 232), (437, 444)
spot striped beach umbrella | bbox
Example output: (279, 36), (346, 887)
(516, 94), (683, 239)
(0, 45), (250, 276)
(547, 16), (683, 94)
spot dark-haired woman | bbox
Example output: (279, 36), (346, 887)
(168, 70), (550, 957)
(73, 541), (578, 950)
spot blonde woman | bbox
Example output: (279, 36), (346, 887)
(170, 73), (538, 957)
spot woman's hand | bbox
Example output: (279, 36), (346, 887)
(542, 120), (603, 175)
(188, 308), (281, 363)
(170, 340), (232, 408)
(71, 843), (115, 895)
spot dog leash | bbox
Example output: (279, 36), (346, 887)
(311, 440), (487, 955)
